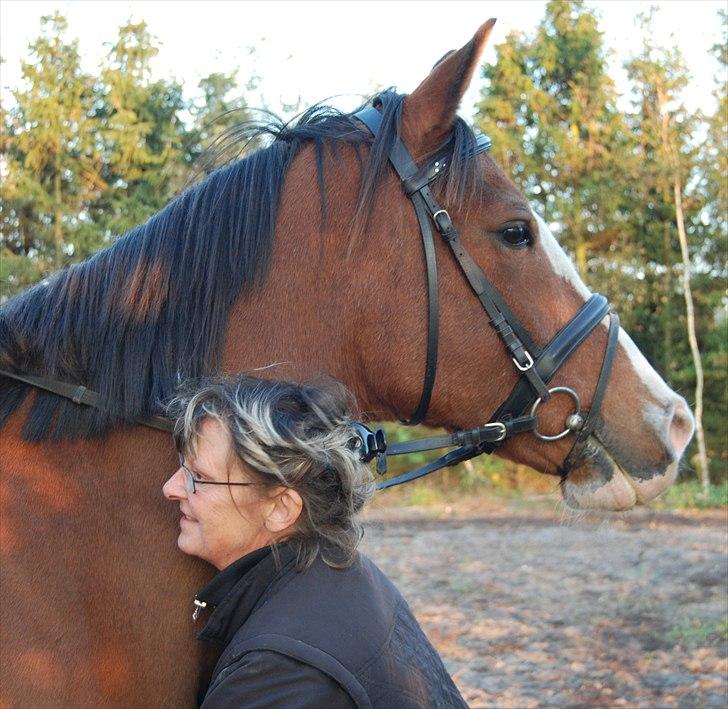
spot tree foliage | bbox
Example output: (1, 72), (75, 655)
(1, 13), (100, 289)
(0, 16), (254, 285)
(477, 0), (629, 275)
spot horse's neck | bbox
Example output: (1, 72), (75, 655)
(221, 156), (363, 400)
(220, 240), (358, 391)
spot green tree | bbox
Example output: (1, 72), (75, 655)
(691, 9), (728, 481)
(87, 20), (190, 246)
(185, 65), (262, 182)
(188, 71), (246, 177)
(1, 13), (101, 295)
(697, 9), (728, 269)
(196, 72), (241, 142)
(624, 9), (719, 486)
(621, 11), (697, 375)
(476, 0), (630, 277)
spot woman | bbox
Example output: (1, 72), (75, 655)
(163, 375), (467, 708)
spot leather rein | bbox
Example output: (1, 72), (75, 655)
(0, 103), (620, 490)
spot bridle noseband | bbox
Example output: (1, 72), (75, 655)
(0, 102), (620, 491)
(351, 104), (620, 488)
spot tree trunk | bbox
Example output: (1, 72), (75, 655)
(673, 176), (710, 493)
(575, 239), (587, 278)
(656, 84), (709, 493)
(662, 221), (672, 378)
(54, 160), (62, 268)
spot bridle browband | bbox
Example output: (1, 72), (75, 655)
(0, 101), (620, 490)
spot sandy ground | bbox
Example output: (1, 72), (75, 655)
(360, 495), (728, 708)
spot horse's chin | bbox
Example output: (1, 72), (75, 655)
(560, 440), (679, 511)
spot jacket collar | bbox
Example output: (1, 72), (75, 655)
(194, 543), (297, 646)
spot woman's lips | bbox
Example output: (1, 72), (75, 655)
(180, 513), (196, 523)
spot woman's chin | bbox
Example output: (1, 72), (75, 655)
(177, 532), (198, 557)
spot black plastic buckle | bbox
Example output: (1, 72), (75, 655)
(351, 423), (388, 474)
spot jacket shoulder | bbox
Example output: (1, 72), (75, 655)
(237, 553), (400, 655)
(207, 553), (402, 708)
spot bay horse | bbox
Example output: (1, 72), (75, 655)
(0, 21), (694, 708)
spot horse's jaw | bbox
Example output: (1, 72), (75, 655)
(560, 438), (682, 511)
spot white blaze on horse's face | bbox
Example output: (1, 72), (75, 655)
(531, 211), (695, 510)
(532, 213), (591, 300)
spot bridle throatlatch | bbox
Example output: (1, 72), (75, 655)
(0, 102), (620, 493)
(351, 104), (620, 490)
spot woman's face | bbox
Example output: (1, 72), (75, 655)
(162, 418), (274, 570)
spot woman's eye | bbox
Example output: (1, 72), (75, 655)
(499, 223), (533, 248)
(183, 462), (204, 481)
(190, 466), (210, 482)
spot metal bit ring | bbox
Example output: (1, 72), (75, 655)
(530, 386), (582, 441)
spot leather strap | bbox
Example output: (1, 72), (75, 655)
(406, 193), (439, 425)
(0, 369), (173, 433)
(375, 445), (480, 490)
(480, 294), (610, 453)
(385, 415), (535, 456)
(434, 213), (549, 399)
(401, 134), (491, 196)
(558, 310), (620, 477)
(373, 413), (537, 491)
(356, 107), (439, 425)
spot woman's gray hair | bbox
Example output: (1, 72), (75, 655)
(167, 375), (375, 569)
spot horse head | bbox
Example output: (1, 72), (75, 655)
(226, 20), (694, 512)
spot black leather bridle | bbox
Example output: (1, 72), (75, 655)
(351, 104), (620, 489)
(0, 103), (620, 491)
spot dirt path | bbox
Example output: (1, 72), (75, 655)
(360, 498), (727, 708)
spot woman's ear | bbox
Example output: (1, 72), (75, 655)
(264, 488), (303, 534)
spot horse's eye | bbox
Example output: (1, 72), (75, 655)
(499, 223), (533, 248)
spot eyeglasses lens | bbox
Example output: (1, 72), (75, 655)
(179, 456), (196, 494)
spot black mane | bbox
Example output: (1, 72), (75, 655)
(0, 90), (481, 441)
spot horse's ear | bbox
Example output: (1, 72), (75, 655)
(403, 19), (496, 155)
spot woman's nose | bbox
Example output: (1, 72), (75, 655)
(162, 468), (187, 500)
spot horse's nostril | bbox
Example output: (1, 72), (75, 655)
(668, 398), (695, 456)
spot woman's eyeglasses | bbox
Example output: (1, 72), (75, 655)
(178, 454), (260, 494)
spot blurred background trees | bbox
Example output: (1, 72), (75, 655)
(1, 2), (725, 489)
(1, 13), (251, 287)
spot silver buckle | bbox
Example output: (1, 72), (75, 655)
(487, 422), (507, 442)
(512, 350), (534, 371)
